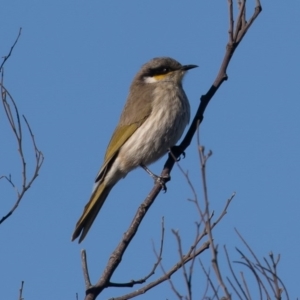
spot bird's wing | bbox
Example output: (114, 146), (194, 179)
(94, 123), (137, 183)
(95, 117), (151, 184)
(95, 84), (153, 183)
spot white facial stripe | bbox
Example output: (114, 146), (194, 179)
(143, 76), (157, 83)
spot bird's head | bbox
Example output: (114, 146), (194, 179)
(137, 57), (198, 85)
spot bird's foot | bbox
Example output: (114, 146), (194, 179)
(141, 164), (170, 192)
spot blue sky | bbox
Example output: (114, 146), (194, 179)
(1, 1), (299, 299)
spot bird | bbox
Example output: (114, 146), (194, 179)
(72, 57), (197, 243)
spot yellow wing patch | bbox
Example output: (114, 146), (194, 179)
(104, 124), (138, 162)
(95, 123), (139, 183)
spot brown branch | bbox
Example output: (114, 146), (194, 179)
(81, 250), (92, 290)
(172, 229), (192, 300)
(110, 241), (210, 300)
(0, 70), (44, 224)
(81, 157), (234, 300)
(198, 145), (231, 299)
(80, 1), (262, 299)
(82, 190), (162, 300)
(155, 241), (183, 300)
(151, 0), (262, 209)
(111, 189), (234, 300)
(105, 217), (165, 288)
(259, 256), (289, 300)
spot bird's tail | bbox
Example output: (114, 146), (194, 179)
(72, 182), (113, 243)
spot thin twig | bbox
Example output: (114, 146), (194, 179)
(224, 245), (247, 300)
(110, 241), (210, 300)
(108, 217), (166, 288)
(0, 28), (22, 72)
(235, 247), (271, 299)
(235, 229), (274, 294)
(269, 252), (283, 299)
(172, 229), (192, 300)
(240, 272), (252, 300)
(198, 137), (231, 299)
(200, 265), (211, 300)
(226, 277), (244, 300)
(228, 0), (234, 43)
(0, 69), (44, 224)
(199, 259), (219, 300)
(81, 250), (92, 289)
(154, 243), (183, 300)
(18, 281), (24, 300)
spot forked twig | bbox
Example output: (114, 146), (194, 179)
(199, 259), (219, 300)
(226, 229), (290, 300)
(0, 42), (44, 225)
(224, 245), (248, 299)
(108, 217), (165, 288)
(111, 241), (210, 300)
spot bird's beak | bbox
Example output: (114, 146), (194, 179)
(181, 64), (198, 71)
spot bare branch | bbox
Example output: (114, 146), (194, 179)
(18, 281), (24, 300)
(234, 247), (271, 299)
(226, 277), (244, 300)
(111, 241), (210, 300)
(80, 2), (262, 299)
(107, 217), (165, 288)
(235, 229), (275, 293)
(0, 28), (22, 72)
(81, 250), (92, 290)
(269, 252), (283, 298)
(0, 73), (44, 224)
(172, 229), (192, 300)
(226, 229), (290, 300)
(197, 136), (231, 299)
(224, 245), (248, 300)
(199, 259), (219, 300)
(201, 267), (212, 300)
(228, 0), (234, 43)
(155, 241), (183, 300)
(240, 271), (252, 300)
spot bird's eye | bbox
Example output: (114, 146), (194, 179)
(147, 67), (171, 77)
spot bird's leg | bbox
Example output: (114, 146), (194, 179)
(140, 164), (170, 192)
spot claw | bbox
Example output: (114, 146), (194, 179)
(170, 145), (186, 161)
(176, 151), (186, 161)
(155, 175), (170, 192)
